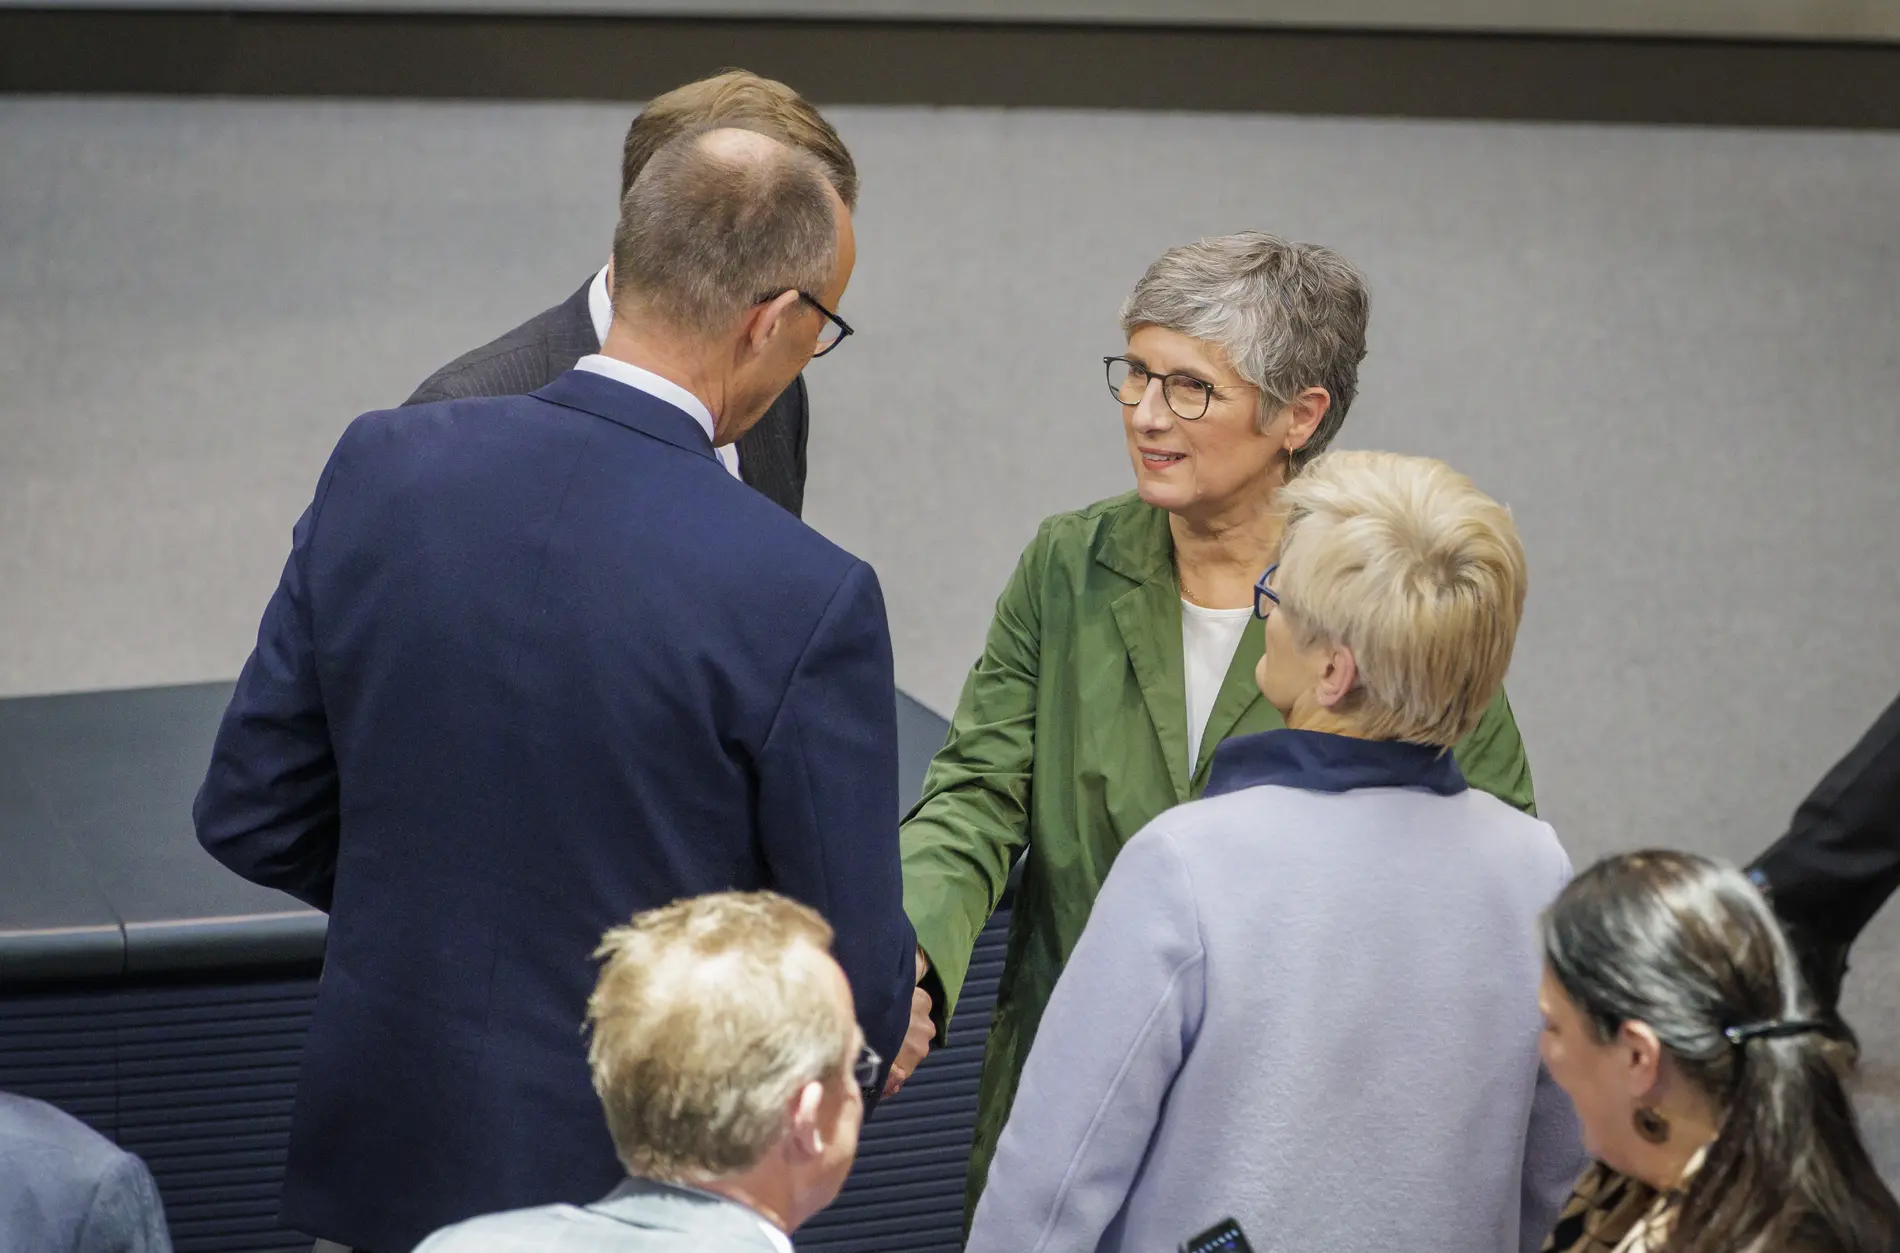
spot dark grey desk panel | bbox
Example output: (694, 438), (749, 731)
(0, 794), (120, 979)
(0, 694), (146, 980)
(1, 680), (955, 982)
(0, 682), (324, 981)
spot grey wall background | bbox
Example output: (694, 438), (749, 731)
(12, 0), (1900, 45)
(4, 97), (1900, 1132)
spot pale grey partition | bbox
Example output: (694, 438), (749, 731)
(3, 97), (1899, 1169)
(7, 0), (1900, 43)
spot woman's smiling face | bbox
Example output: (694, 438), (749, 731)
(1119, 325), (1284, 521)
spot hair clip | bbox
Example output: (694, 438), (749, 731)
(1722, 1018), (1830, 1047)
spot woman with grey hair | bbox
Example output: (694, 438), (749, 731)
(963, 450), (1579, 1253)
(895, 233), (1539, 1215)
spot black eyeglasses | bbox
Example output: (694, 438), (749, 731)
(758, 289), (854, 358)
(1105, 356), (1244, 421)
(851, 1043), (882, 1090)
(1253, 563), (1280, 621)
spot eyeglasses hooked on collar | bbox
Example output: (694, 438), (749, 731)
(754, 288), (854, 358)
(1253, 563), (1281, 621)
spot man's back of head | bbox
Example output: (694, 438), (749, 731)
(415, 892), (868, 1251)
(607, 127), (852, 445)
(611, 127), (838, 339)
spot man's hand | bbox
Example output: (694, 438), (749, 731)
(883, 948), (933, 1096)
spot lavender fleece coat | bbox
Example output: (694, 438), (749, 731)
(965, 729), (1585, 1253)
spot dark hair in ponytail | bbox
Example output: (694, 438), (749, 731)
(1542, 850), (1899, 1253)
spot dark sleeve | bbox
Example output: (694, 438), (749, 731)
(755, 559), (915, 1074)
(1749, 689), (1900, 942)
(192, 448), (345, 913)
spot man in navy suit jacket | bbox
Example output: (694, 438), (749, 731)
(195, 127), (916, 1253)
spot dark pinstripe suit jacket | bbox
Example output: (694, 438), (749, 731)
(405, 279), (810, 517)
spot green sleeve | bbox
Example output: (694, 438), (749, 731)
(1453, 687), (1537, 816)
(900, 523), (1048, 1038)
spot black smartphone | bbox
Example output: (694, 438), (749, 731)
(1179, 1217), (1254, 1253)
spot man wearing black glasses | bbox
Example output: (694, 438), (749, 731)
(404, 70), (857, 519)
(195, 128), (911, 1253)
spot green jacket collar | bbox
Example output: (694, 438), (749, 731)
(1093, 494), (1267, 802)
(1090, 492), (1173, 584)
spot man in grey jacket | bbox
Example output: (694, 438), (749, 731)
(413, 892), (874, 1253)
(0, 1091), (173, 1253)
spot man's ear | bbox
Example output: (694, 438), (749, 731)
(1281, 386), (1331, 457)
(786, 1079), (827, 1159)
(1314, 643), (1358, 709)
(1616, 1019), (1666, 1102)
(743, 290), (804, 359)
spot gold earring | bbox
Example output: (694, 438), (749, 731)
(1634, 1106), (1671, 1145)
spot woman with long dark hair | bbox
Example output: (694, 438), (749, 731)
(1538, 850), (1898, 1253)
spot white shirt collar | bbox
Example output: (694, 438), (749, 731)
(757, 1220), (794, 1253)
(573, 354), (718, 448)
(581, 265), (739, 478)
(587, 263), (613, 347)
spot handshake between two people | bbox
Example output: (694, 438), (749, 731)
(883, 947), (935, 1097)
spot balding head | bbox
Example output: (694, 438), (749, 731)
(611, 126), (841, 341)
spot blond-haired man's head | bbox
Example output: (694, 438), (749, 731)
(1254, 449), (1527, 746)
(586, 891), (865, 1234)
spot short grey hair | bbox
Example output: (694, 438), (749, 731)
(612, 126), (839, 339)
(1119, 232), (1370, 472)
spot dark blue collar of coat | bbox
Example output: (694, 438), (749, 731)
(533, 368), (718, 462)
(1206, 727), (1467, 798)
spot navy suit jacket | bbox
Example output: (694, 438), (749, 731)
(194, 371), (915, 1253)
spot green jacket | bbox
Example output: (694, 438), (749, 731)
(899, 491), (1537, 1212)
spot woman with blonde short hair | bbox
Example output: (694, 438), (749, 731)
(964, 450), (1584, 1253)
(898, 236), (1539, 1218)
